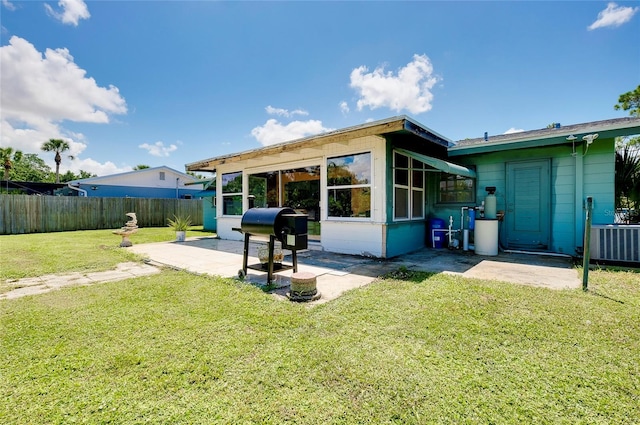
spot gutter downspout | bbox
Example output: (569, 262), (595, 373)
(67, 182), (87, 197)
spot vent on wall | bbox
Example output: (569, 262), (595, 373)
(590, 225), (640, 264)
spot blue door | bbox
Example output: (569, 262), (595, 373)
(506, 160), (550, 250)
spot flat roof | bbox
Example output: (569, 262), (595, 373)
(186, 116), (452, 172)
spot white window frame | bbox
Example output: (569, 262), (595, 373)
(221, 171), (243, 216)
(437, 173), (475, 205)
(393, 151), (425, 221)
(326, 151), (372, 221)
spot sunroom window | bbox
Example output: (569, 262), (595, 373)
(327, 152), (371, 218)
(221, 171), (243, 215)
(393, 152), (424, 220)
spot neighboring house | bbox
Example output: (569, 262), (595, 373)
(61, 166), (205, 199)
(185, 116), (640, 259)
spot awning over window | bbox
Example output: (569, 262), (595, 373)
(395, 148), (476, 179)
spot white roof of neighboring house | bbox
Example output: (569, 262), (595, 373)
(69, 166), (204, 188)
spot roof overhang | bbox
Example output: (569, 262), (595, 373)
(185, 177), (215, 189)
(449, 117), (640, 157)
(186, 116), (452, 172)
(396, 148), (476, 179)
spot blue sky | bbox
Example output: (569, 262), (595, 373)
(1, 1), (639, 177)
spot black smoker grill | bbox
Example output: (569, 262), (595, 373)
(238, 207), (308, 284)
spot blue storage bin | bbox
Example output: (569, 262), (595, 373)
(428, 218), (447, 248)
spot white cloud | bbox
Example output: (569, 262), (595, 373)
(44, 0), (90, 26)
(350, 54), (439, 114)
(2, 0), (16, 11)
(339, 101), (350, 115)
(0, 36), (127, 176)
(265, 105), (309, 118)
(72, 157), (131, 176)
(504, 127), (524, 134)
(1, 36), (127, 125)
(251, 119), (334, 146)
(138, 141), (178, 157)
(588, 2), (638, 30)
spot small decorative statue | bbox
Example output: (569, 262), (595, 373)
(113, 212), (138, 247)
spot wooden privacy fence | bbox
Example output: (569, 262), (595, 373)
(0, 195), (203, 234)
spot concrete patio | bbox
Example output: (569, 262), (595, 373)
(128, 236), (581, 303)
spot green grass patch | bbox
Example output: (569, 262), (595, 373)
(0, 227), (215, 282)
(1, 231), (639, 423)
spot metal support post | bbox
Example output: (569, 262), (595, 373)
(582, 196), (593, 291)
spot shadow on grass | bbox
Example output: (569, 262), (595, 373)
(381, 266), (436, 283)
(589, 290), (626, 304)
(590, 263), (640, 273)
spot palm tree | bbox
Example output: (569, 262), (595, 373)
(1, 147), (23, 181)
(615, 141), (640, 223)
(42, 139), (74, 184)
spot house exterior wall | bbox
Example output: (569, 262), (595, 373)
(202, 196), (217, 232)
(385, 221), (427, 257)
(191, 116), (634, 258)
(440, 137), (615, 255)
(583, 138), (615, 225)
(79, 184), (203, 199)
(382, 141), (441, 257)
(214, 135), (390, 257)
(321, 221), (385, 257)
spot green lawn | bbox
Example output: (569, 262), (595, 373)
(1, 231), (639, 424)
(0, 227), (214, 284)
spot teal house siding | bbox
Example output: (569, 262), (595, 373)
(382, 128), (457, 257)
(385, 222), (427, 257)
(449, 144), (579, 254)
(551, 153), (576, 254)
(201, 192), (217, 232)
(582, 138), (615, 225)
(448, 118), (640, 255)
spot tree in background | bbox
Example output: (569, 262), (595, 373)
(41, 139), (74, 184)
(615, 141), (640, 222)
(11, 153), (53, 182)
(78, 170), (95, 179)
(133, 164), (150, 170)
(187, 171), (208, 179)
(614, 85), (640, 118)
(59, 170), (97, 183)
(1, 147), (23, 181)
(614, 85), (640, 223)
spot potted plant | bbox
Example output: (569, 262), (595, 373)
(167, 214), (192, 242)
(257, 246), (284, 268)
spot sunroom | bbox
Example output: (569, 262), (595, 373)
(186, 116), (476, 258)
